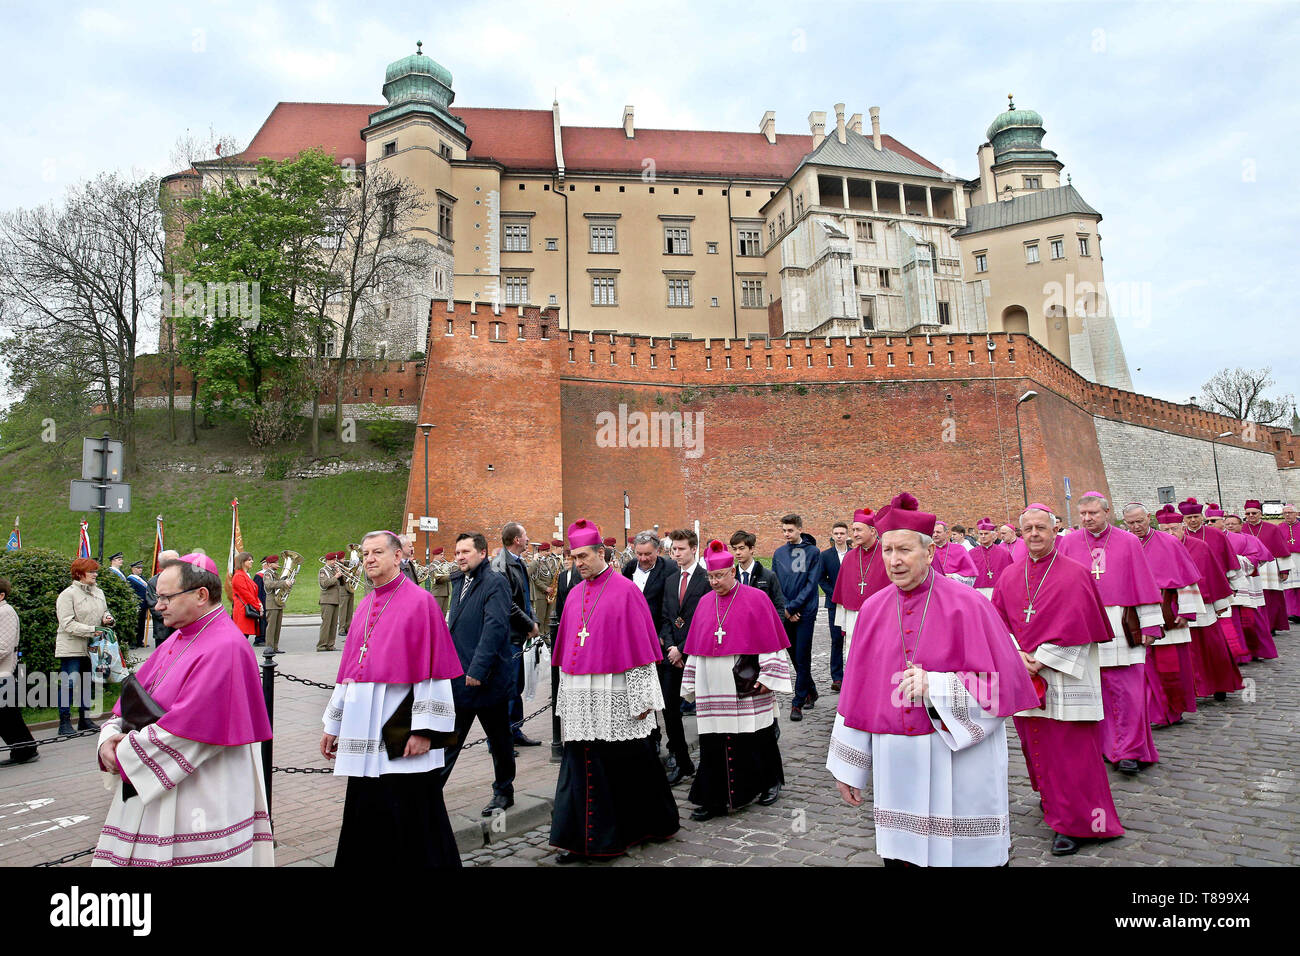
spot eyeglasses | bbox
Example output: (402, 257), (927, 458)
(155, 585), (201, 604)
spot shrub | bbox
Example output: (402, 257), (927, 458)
(365, 410), (408, 455)
(407, 351), (426, 361)
(0, 548), (138, 678)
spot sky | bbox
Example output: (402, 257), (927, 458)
(1, 0), (1297, 409)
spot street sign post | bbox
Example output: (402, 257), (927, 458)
(418, 516), (438, 532)
(70, 434), (130, 560)
(1063, 476), (1072, 529)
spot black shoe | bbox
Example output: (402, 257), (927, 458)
(252, 640), (265, 646)
(831, 681), (842, 693)
(758, 784), (781, 806)
(481, 794), (514, 817)
(789, 706), (803, 722)
(1117, 759), (1139, 775)
(513, 732), (542, 747)
(807, 687), (819, 708)
(1213, 691), (1227, 701)
(690, 806), (725, 822)
(0, 751), (39, 767)
(78, 717), (100, 732)
(271, 649), (285, 655)
(58, 720), (76, 737)
(1051, 833), (1081, 856)
(553, 850), (583, 865)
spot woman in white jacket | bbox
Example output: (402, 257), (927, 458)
(55, 557), (114, 736)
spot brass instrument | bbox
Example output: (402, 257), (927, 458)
(321, 554), (364, 590)
(280, 549), (304, 599)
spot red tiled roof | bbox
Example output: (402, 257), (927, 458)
(223, 101), (942, 180)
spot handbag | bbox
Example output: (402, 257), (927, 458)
(381, 688), (459, 760)
(732, 654), (762, 697)
(244, 604), (264, 621)
(115, 674), (168, 800)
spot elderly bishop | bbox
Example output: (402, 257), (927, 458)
(827, 493), (1039, 867)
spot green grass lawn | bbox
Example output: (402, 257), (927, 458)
(22, 683), (123, 725)
(0, 409), (412, 616)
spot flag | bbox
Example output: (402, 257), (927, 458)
(78, 520), (91, 559)
(151, 515), (164, 576)
(226, 498), (244, 600)
(5, 516), (18, 551)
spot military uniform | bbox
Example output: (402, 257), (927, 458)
(317, 555), (345, 651)
(528, 546), (562, 645)
(337, 549), (359, 636)
(262, 563), (290, 652)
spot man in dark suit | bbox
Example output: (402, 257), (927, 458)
(494, 522), (541, 747)
(547, 546), (582, 760)
(145, 550), (180, 646)
(728, 531), (786, 617)
(658, 528), (709, 785)
(398, 534), (420, 585)
(440, 531), (517, 817)
(622, 530), (674, 634)
(820, 521), (850, 692)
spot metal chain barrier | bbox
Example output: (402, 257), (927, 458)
(275, 670), (336, 691)
(35, 848), (97, 867)
(0, 726), (97, 757)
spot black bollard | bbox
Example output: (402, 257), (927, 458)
(260, 649), (275, 826)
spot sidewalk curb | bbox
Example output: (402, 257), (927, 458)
(450, 790), (554, 853)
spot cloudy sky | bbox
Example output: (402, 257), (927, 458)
(1, 0), (1296, 407)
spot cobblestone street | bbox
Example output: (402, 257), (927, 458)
(1, 612), (1292, 868)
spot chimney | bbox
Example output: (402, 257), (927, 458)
(759, 110), (776, 145)
(848, 112), (862, 135)
(622, 104), (634, 139)
(869, 106), (882, 151)
(834, 103), (846, 144)
(808, 110), (827, 149)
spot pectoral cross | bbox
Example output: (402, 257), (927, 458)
(577, 625), (589, 646)
(715, 624), (726, 644)
(858, 581), (867, 594)
(1092, 564), (1103, 581)
(1091, 549), (1105, 580)
(358, 642), (368, 663)
(1024, 604), (1036, 623)
(986, 570), (994, 580)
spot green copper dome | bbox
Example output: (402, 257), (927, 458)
(382, 41), (454, 109)
(986, 95), (1053, 162)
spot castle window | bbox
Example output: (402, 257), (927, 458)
(706, 242), (718, 254)
(795, 193), (804, 216)
(974, 252), (987, 273)
(650, 354), (657, 368)
(856, 221), (874, 240)
(937, 302), (951, 325)
(439, 142), (452, 159)
(590, 224), (616, 253)
(437, 202), (453, 239)
(746, 355), (752, 368)
(546, 238), (558, 251)
(503, 223), (529, 252)
(669, 355), (676, 369)
(1024, 176), (1041, 189)
(765, 355), (772, 369)
(667, 277), (692, 307)
(1078, 236), (1090, 256)
(664, 226), (691, 255)
(741, 280), (764, 309)
(878, 268), (890, 289)
(592, 275), (617, 306)
(1024, 243), (1040, 264)
(568, 348), (574, 362)
(738, 229), (761, 256)
(1050, 238), (1064, 260)
(503, 275), (528, 305)
(383, 140), (396, 157)
(541, 324), (549, 339)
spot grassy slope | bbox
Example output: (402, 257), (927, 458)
(0, 408), (411, 615)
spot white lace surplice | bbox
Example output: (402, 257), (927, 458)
(93, 720), (273, 867)
(681, 652), (793, 734)
(556, 663), (663, 742)
(826, 671), (1011, 867)
(323, 679), (456, 777)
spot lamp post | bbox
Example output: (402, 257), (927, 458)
(1211, 431), (1233, 506)
(419, 422), (434, 577)
(1014, 390), (1038, 508)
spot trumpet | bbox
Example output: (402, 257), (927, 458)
(321, 555), (364, 590)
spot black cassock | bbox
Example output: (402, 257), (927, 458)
(335, 770), (462, 868)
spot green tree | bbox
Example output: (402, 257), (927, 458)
(175, 149), (345, 439)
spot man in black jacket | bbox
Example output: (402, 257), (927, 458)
(623, 530), (674, 761)
(494, 522), (541, 748)
(728, 531), (786, 616)
(819, 522), (849, 692)
(658, 528), (709, 784)
(440, 532), (517, 817)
